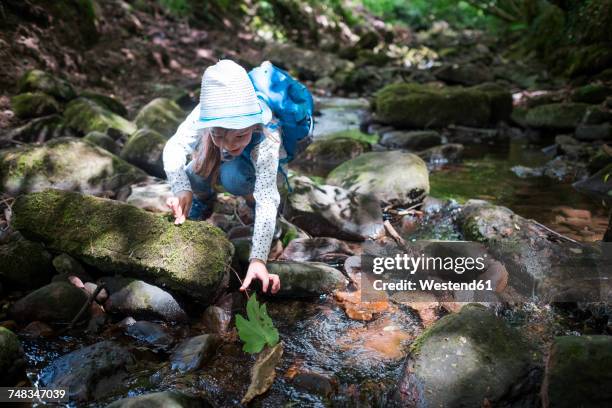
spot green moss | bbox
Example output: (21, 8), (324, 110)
(17, 70), (76, 101)
(566, 44), (612, 77)
(134, 98), (185, 137)
(83, 131), (120, 155)
(524, 102), (590, 129)
(64, 98), (136, 136)
(0, 327), (23, 379)
(80, 91), (128, 117)
(571, 84), (612, 104)
(322, 129), (379, 145)
(10, 92), (61, 119)
(11, 189), (233, 303)
(120, 129), (166, 177)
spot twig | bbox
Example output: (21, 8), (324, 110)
(64, 283), (105, 332)
(230, 265), (250, 299)
(384, 220), (407, 247)
(234, 205), (247, 227)
(527, 218), (579, 244)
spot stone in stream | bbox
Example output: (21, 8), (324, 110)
(170, 334), (221, 373)
(393, 304), (537, 407)
(120, 128), (167, 178)
(17, 69), (76, 101)
(327, 150), (429, 206)
(84, 131), (121, 155)
(124, 320), (174, 349)
(11, 189), (234, 304)
(0, 231), (54, 289)
(39, 340), (135, 403)
(542, 335), (612, 408)
(0, 327), (26, 386)
(134, 97), (186, 137)
(105, 391), (212, 408)
(9, 281), (89, 324)
(279, 237), (354, 262)
(266, 261), (347, 298)
(63, 98), (137, 136)
(524, 102), (590, 130)
(573, 163), (612, 201)
(202, 305), (232, 334)
(379, 130), (441, 150)
(284, 176), (384, 241)
(103, 277), (187, 323)
(0, 137), (148, 196)
(291, 137), (370, 177)
(10, 92), (61, 119)
(416, 143), (464, 165)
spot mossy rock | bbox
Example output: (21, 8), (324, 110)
(327, 150), (429, 206)
(542, 335), (612, 408)
(322, 129), (379, 145)
(0, 232), (54, 289)
(11, 189), (234, 304)
(64, 98), (137, 136)
(80, 91), (128, 117)
(566, 44), (612, 77)
(473, 82), (513, 123)
(4, 114), (72, 144)
(17, 69), (76, 101)
(571, 84), (612, 104)
(134, 98), (185, 137)
(10, 92), (61, 119)
(373, 83), (500, 128)
(9, 281), (89, 324)
(120, 128), (167, 178)
(0, 327), (26, 386)
(379, 130), (441, 150)
(266, 261), (347, 298)
(0, 137), (147, 196)
(84, 131), (120, 155)
(524, 103), (590, 130)
(291, 137), (370, 177)
(397, 304), (535, 407)
(457, 200), (518, 242)
(435, 63), (494, 86)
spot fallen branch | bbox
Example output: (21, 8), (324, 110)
(527, 218), (579, 244)
(65, 282), (106, 332)
(384, 220), (407, 247)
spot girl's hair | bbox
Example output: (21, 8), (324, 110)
(192, 123), (279, 186)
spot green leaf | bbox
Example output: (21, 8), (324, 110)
(235, 294), (279, 354)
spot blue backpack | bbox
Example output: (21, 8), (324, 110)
(248, 61), (314, 165)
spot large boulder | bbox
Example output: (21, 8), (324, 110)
(17, 69), (76, 101)
(11, 189), (234, 304)
(0, 327), (26, 386)
(0, 231), (54, 288)
(80, 92), (128, 117)
(10, 92), (61, 119)
(327, 150), (429, 206)
(134, 98), (185, 137)
(106, 391), (211, 408)
(524, 103), (590, 130)
(373, 83), (511, 128)
(64, 98), (137, 136)
(266, 261), (347, 298)
(39, 341), (134, 403)
(542, 335), (612, 408)
(394, 304), (536, 407)
(0, 137), (147, 196)
(284, 176), (384, 241)
(9, 281), (89, 324)
(120, 128), (167, 178)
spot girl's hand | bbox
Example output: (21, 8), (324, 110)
(240, 259), (281, 294)
(166, 191), (193, 225)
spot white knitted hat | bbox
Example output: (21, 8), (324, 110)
(196, 59), (272, 129)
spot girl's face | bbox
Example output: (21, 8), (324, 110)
(211, 126), (254, 156)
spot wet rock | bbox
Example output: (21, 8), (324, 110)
(84, 131), (121, 155)
(575, 123), (611, 141)
(284, 176), (384, 241)
(373, 82), (510, 128)
(292, 137), (370, 177)
(134, 97), (185, 137)
(380, 130), (441, 150)
(293, 370), (335, 397)
(170, 334), (221, 373)
(124, 321), (173, 349)
(445, 125), (502, 144)
(0, 231), (54, 288)
(202, 305), (231, 334)
(17, 69), (76, 101)
(511, 165), (544, 178)
(327, 151), (429, 206)
(104, 277), (187, 323)
(524, 103), (590, 130)
(279, 237), (353, 262)
(542, 156), (588, 181)
(80, 91), (128, 117)
(83, 282), (108, 303)
(125, 179), (173, 212)
(11, 189), (233, 304)
(22, 321), (54, 337)
(587, 145), (612, 174)
(395, 304), (536, 407)
(39, 341), (135, 403)
(571, 84), (612, 104)
(573, 163), (612, 200)
(266, 261), (347, 298)
(11, 92), (61, 119)
(542, 335), (612, 408)
(417, 143), (464, 165)
(0, 137), (147, 196)
(120, 128), (167, 178)
(105, 391), (211, 408)
(64, 98), (136, 136)
(0, 327), (26, 386)
(10, 281), (88, 324)
(434, 63), (493, 86)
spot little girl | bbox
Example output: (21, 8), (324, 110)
(163, 59), (282, 295)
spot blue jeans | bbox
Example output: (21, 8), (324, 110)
(185, 155), (256, 220)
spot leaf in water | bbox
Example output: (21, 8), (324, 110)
(235, 294), (279, 353)
(241, 342), (284, 405)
